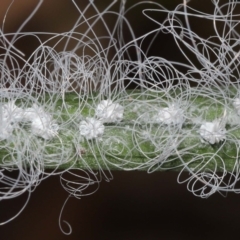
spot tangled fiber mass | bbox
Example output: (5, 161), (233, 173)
(1, 0), (240, 234)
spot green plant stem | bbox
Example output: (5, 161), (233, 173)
(1, 90), (239, 172)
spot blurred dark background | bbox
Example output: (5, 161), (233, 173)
(0, 0), (239, 239)
(2, 171), (240, 240)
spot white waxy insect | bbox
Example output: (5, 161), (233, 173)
(2, 101), (23, 123)
(199, 110), (227, 144)
(0, 101), (23, 140)
(95, 99), (124, 123)
(31, 117), (59, 140)
(153, 104), (184, 125)
(79, 117), (104, 140)
(233, 98), (240, 115)
(0, 119), (14, 140)
(24, 104), (59, 140)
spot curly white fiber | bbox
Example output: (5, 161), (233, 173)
(1, 0), (240, 234)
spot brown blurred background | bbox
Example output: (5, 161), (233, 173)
(0, 0), (239, 240)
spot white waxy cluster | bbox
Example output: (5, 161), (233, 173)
(233, 98), (240, 115)
(23, 104), (59, 140)
(95, 99), (124, 123)
(79, 117), (104, 140)
(0, 101), (59, 140)
(2, 101), (23, 122)
(0, 101), (23, 140)
(153, 104), (184, 125)
(199, 120), (226, 144)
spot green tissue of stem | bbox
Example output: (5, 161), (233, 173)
(1, 90), (240, 172)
